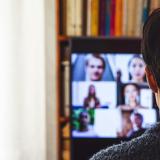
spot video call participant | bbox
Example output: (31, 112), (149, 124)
(117, 113), (133, 138)
(72, 54), (114, 81)
(78, 110), (90, 132)
(118, 83), (147, 111)
(128, 55), (147, 85)
(72, 110), (97, 137)
(83, 84), (100, 109)
(130, 112), (146, 138)
(90, 9), (160, 160)
(85, 54), (106, 81)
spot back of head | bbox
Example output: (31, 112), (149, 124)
(142, 8), (160, 87)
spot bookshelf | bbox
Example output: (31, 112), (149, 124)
(55, 0), (160, 160)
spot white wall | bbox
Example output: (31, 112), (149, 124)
(0, 0), (46, 160)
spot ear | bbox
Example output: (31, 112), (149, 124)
(145, 67), (158, 93)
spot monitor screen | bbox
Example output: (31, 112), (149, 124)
(71, 53), (157, 138)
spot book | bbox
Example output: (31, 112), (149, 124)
(115, 0), (123, 36)
(127, 0), (136, 36)
(61, 0), (67, 35)
(110, 0), (116, 36)
(66, 0), (76, 35)
(91, 0), (99, 36)
(86, 0), (92, 35)
(106, 0), (111, 36)
(82, 0), (88, 35)
(142, 0), (150, 24)
(134, 0), (144, 37)
(62, 139), (70, 160)
(75, 0), (83, 36)
(99, 0), (106, 35)
(122, 0), (128, 36)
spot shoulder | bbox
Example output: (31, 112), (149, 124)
(90, 123), (160, 160)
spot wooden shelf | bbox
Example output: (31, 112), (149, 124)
(59, 116), (70, 123)
(58, 35), (141, 39)
(58, 35), (69, 41)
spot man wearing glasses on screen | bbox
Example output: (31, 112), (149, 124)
(90, 9), (160, 160)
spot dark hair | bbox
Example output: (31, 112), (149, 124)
(88, 84), (96, 97)
(134, 113), (143, 122)
(128, 54), (146, 81)
(79, 110), (89, 119)
(120, 83), (140, 105)
(123, 83), (140, 94)
(142, 8), (160, 87)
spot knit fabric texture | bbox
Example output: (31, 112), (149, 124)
(90, 122), (160, 160)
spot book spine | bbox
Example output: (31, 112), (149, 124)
(122, 0), (128, 36)
(62, 0), (67, 35)
(99, 0), (106, 35)
(147, 0), (151, 15)
(72, 0), (77, 35)
(110, 0), (116, 36)
(66, 0), (72, 35)
(87, 0), (92, 36)
(135, 0), (143, 37)
(91, 0), (99, 36)
(82, 0), (87, 35)
(105, 0), (111, 36)
(75, 0), (83, 36)
(115, 0), (123, 36)
(62, 140), (70, 160)
(142, 0), (149, 24)
(62, 60), (70, 117)
(66, 0), (76, 35)
(127, 0), (136, 36)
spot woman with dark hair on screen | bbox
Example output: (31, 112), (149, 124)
(119, 83), (147, 111)
(128, 55), (147, 85)
(83, 84), (100, 109)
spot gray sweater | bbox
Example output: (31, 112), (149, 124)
(90, 123), (160, 160)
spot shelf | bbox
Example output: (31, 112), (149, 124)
(58, 35), (69, 41)
(60, 116), (70, 123)
(58, 35), (141, 40)
(62, 137), (70, 140)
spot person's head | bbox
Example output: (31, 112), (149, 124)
(123, 83), (140, 105)
(142, 9), (160, 107)
(128, 55), (146, 83)
(122, 115), (133, 134)
(85, 54), (105, 81)
(133, 113), (143, 129)
(79, 110), (90, 131)
(88, 84), (96, 97)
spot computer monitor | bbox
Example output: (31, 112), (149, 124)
(70, 38), (159, 160)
